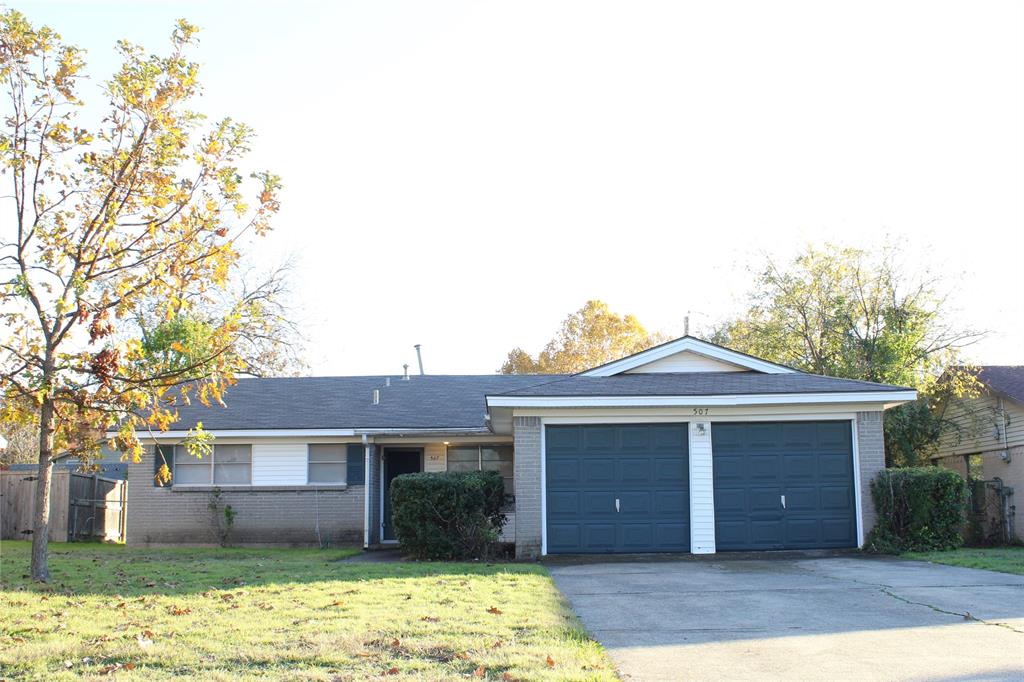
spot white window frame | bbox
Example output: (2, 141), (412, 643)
(173, 444), (253, 487)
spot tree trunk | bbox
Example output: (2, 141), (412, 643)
(30, 395), (56, 582)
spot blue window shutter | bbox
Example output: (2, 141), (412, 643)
(347, 444), (364, 485)
(154, 445), (174, 487)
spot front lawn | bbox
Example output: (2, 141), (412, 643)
(903, 547), (1024, 576)
(0, 541), (615, 681)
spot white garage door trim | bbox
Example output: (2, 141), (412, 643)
(539, 413), (863, 555)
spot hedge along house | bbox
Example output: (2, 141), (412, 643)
(125, 337), (916, 557)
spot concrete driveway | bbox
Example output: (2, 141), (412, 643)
(548, 555), (1024, 681)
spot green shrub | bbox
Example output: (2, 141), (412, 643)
(865, 467), (968, 553)
(390, 470), (508, 560)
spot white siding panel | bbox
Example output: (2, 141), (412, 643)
(252, 443), (308, 485)
(936, 393), (1024, 457)
(625, 350), (746, 374)
(689, 421), (716, 553)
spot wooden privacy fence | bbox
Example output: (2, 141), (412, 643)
(0, 469), (126, 543)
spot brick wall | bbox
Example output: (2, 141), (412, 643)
(856, 410), (886, 540)
(513, 416), (542, 559)
(127, 446), (363, 546)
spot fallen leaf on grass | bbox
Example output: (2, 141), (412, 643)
(168, 606), (191, 616)
(546, 655), (555, 668)
(331, 600), (344, 607)
(473, 665), (487, 678)
(456, 652), (471, 660)
(385, 667), (399, 675)
(390, 638), (400, 648)
(136, 634), (153, 650)
(502, 673), (520, 682)
(486, 607), (502, 615)
(420, 616), (439, 622)
(491, 640), (503, 649)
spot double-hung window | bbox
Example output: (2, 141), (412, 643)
(173, 444), (252, 485)
(446, 444), (514, 496)
(308, 444), (346, 484)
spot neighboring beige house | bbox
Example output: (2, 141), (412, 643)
(932, 366), (1023, 542)
(123, 336), (916, 557)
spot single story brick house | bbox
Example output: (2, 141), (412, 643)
(125, 336), (915, 557)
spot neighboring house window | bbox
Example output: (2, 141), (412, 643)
(308, 444), (346, 484)
(966, 454), (984, 480)
(173, 444), (252, 485)
(446, 445), (514, 495)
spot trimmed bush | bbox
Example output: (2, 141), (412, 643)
(865, 467), (968, 553)
(390, 470), (507, 560)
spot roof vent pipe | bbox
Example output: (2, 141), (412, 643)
(414, 344), (424, 375)
(402, 364), (410, 380)
(372, 389), (380, 405)
(385, 377), (391, 387)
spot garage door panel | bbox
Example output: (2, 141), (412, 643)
(785, 486), (818, 511)
(817, 422), (852, 448)
(749, 487), (783, 512)
(654, 490), (687, 515)
(652, 425), (687, 450)
(546, 424), (689, 554)
(655, 523), (690, 549)
(818, 453), (852, 478)
(583, 458), (616, 484)
(620, 426), (651, 450)
(547, 427), (580, 451)
(583, 524), (616, 550)
(819, 485), (853, 510)
(547, 524), (580, 551)
(713, 421), (856, 550)
(712, 454), (744, 480)
(821, 518), (856, 544)
(583, 427), (616, 451)
(581, 491), (617, 516)
(548, 491), (580, 515)
(714, 487), (747, 514)
(548, 458), (580, 484)
(619, 491), (652, 514)
(782, 453), (817, 479)
(620, 523), (653, 549)
(654, 458), (687, 483)
(749, 454), (781, 479)
(621, 458), (652, 483)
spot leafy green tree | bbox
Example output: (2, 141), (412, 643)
(0, 12), (295, 580)
(711, 244), (982, 466)
(501, 300), (667, 374)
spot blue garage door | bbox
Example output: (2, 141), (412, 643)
(713, 421), (857, 550)
(546, 424), (689, 554)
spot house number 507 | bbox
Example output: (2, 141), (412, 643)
(692, 408), (710, 416)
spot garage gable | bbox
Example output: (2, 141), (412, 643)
(580, 336), (798, 377)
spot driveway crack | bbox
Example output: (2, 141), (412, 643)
(876, 586), (1024, 635)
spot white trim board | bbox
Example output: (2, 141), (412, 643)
(580, 337), (799, 376)
(488, 391), (916, 408)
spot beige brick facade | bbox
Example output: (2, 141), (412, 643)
(512, 416), (542, 559)
(856, 410), (886, 539)
(126, 447), (363, 546)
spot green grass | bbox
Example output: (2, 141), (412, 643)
(903, 547), (1024, 576)
(0, 541), (614, 681)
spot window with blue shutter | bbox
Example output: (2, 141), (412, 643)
(346, 443), (364, 485)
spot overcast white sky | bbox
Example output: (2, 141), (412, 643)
(21, 1), (1024, 374)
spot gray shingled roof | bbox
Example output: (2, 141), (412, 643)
(976, 366), (1024, 404)
(166, 375), (560, 431)
(491, 372), (913, 397)
(163, 371), (912, 432)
